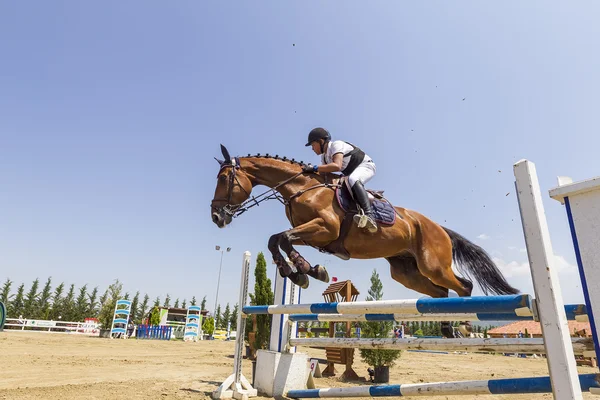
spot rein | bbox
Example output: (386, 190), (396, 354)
(213, 160), (340, 219)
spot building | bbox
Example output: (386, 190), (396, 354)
(487, 321), (592, 338)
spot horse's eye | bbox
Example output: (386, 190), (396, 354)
(218, 175), (228, 183)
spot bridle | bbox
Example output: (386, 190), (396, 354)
(211, 157), (305, 219)
(211, 156), (341, 221)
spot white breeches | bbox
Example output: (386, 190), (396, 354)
(348, 160), (376, 187)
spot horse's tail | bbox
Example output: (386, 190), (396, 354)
(443, 227), (519, 295)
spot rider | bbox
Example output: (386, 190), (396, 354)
(302, 127), (378, 233)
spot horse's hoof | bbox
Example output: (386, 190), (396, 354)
(289, 272), (309, 289)
(441, 322), (455, 339)
(458, 322), (472, 337)
(309, 264), (330, 283)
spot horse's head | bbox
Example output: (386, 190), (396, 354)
(211, 145), (253, 228)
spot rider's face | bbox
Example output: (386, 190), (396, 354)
(310, 141), (322, 155)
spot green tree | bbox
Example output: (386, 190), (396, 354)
(359, 269), (401, 369)
(97, 288), (108, 317)
(88, 287), (99, 316)
(10, 283), (25, 318)
(149, 305), (161, 326)
(163, 294), (171, 308)
(190, 296), (197, 306)
(174, 298), (180, 308)
(38, 278), (53, 319)
(0, 279), (13, 312)
(214, 304), (222, 329)
(247, 252), (274, 351)
(201, 296), (207, 311)
(23, 278), (40, 318)
(230, 303), (239, 330)
(97, 280), (123, 331)
(74, 284), (89, 321)
(130, 292), (140, 324)
(153, 296), (160, 307)
(138, 294), (149, 324)
(49, 283), (65, 320)
(62, 284), (76, 321)
(203, 316), (215, 336)
(222, 303), (231, 330)
(181, 299), (187, 309)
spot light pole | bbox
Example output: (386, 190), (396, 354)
(213, 245), (231, 338)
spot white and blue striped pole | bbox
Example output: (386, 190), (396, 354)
(243, 294), (532, 316)
(287, 303), (587, 323)
(286, 373), (600, 398)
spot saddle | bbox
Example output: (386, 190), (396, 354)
(317, 177), (398, 260)
(335, 183), (396, 226)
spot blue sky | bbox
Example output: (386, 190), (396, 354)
(1, 2), (599, 315)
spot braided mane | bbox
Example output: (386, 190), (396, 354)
(240, 153), (310, 167)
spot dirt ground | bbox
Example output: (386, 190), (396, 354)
(0, 331), (597, 400)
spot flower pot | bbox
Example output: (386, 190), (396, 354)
(99, 329), (111, 338)
(374, 366), (389, 383)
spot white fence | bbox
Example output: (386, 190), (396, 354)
(4, 318), (100, 336)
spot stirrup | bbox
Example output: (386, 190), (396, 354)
(353, 210), (367, 228)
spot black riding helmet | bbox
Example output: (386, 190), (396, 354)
(305, 127), (331, 146)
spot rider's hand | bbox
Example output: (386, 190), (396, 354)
(302, 164), (317, 173)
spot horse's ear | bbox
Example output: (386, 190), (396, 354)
(214, 157), (224, 165)
(220, 144), (232, 163)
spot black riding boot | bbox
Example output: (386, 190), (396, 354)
(351, 181), (378, 233)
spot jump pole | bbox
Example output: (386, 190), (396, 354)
(287, 302), (588, 323)
(287, 374), (600, 398)
(288, 336), (594, 355)
(243, 294), (534, 316)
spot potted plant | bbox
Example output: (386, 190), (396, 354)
(359, 270), (401, 383)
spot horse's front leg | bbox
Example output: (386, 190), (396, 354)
(269, 232), (310, 289)
(279, 218), (337, 284)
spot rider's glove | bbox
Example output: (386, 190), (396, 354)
(302, 164), (318, 173)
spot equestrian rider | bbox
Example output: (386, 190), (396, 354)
(302, 127), (378, 233)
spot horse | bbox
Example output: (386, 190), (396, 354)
(210, 145), (519, 338)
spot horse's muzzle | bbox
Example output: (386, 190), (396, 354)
(211, 208), (231, 228)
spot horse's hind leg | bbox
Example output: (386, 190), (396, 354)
(387, 255), (449, 298)
(387, 255), (455, 338)
(413, 230), (473, 298)
(412, 225), (475, 337)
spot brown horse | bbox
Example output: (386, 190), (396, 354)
(210, 145), (518, 337)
